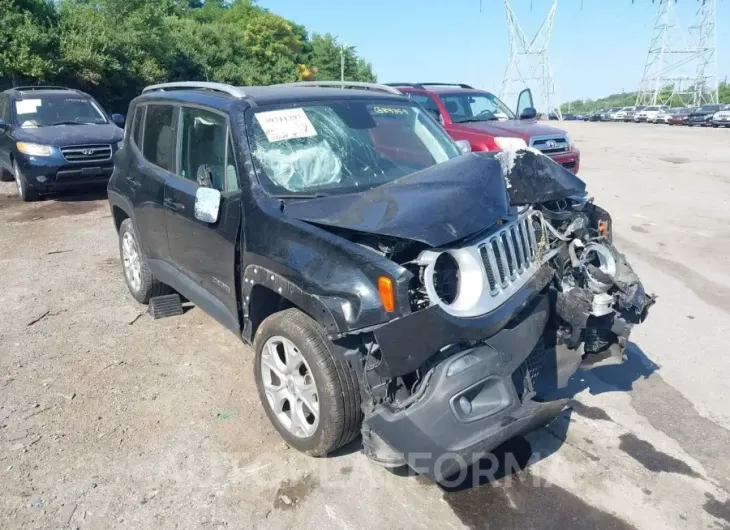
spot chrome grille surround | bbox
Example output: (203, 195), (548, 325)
(60, 144), (112, 163)
(529, 135), (570, 155)
(416, 209), (554, 318)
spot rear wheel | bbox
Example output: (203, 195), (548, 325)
(253, 308), (362, 456)
(118, 218), (171, 303)
(13, 160), (39, 202)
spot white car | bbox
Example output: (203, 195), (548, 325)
(636, 106), (668, 123)
(613, 107), (631, 121)
(712, 107), (730, 128)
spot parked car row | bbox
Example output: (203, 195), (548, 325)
(586, 104), (730, 127)
(0, 80), (655, 482)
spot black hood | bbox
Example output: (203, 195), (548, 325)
(492, 148), (586, 205)
(14, 123), (123, 147)
(283, 154), (510, 247)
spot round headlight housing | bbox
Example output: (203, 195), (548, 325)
(432, 253), (459, 304)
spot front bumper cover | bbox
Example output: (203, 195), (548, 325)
(365, 294), (575, 481)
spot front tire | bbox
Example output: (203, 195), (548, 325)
(13, 160), (39, 202)
(254, 308), (362, 456)
(118, 218), (171, 303)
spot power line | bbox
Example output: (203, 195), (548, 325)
(500, 0), (561, 118)
(636, 0), (719, 106)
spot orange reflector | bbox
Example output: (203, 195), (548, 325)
(378, 276), (395, 313)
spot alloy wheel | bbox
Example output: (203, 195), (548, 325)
(121, 231), (142, 292)
(260, 336), (319, 438)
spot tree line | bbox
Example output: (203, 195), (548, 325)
(560, 82), (730, 114)
(0, 0), (377, 114)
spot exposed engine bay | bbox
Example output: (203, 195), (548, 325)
(339, 149), (656, 478)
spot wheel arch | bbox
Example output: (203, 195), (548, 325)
(242, 265), (342, 342)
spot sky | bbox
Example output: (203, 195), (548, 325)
(259, 0), (729, 107)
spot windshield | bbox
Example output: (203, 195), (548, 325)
(14, 97), (107, 128)
(438, 92), (515, 122)
(645, 107), (659, 111)
(699, 105), (720, 112)
(248, 100), (461, 196)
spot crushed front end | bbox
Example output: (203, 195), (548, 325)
(350, 150), (655, 482)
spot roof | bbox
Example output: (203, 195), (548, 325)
(3, 86), (89, 99)
(135, 84), (407, 111)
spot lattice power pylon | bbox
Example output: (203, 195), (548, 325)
(500, 0), (561, 119)
(636, 0), (718, 106)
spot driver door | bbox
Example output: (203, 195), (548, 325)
(516, 88), (534, 119)
(163, 105), (242, 334)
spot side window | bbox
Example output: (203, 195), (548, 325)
(225, 134), (239, 192)
(176, 107), (228, 191)
(130, 106), (145, 148)
(142, 104), (176, 172)
(0, 96), (8, 122)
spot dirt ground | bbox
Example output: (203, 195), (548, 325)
(1, 122), (730, 530)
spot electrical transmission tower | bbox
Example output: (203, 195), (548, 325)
(636, 0), (718, 107)
(500, 0), (561, 119)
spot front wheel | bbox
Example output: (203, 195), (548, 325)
(13, 160), (39, 202)
(254, 308), (362, 456)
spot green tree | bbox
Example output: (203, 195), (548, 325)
(0, 0), (59, 86)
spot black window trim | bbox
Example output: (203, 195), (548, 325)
(172, 102), (240, 194)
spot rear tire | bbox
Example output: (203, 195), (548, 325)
(118, 218), (171, 304)
(0, 167), (13, 182)
(13, 160), (39, 202)
(254, 308), (362, 456)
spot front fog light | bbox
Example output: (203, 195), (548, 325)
(458, 396), (472, 415)
(36, 175), (47, 183)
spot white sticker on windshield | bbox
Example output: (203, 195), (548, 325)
(255, 108), (317, 142)
(15, 99), (41, 115)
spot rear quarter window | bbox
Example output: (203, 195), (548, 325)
(141, 104), (176, 172)
(130, 106), (145, 148)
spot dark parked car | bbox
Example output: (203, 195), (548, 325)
(108, 81), (654, 482)
(0, 86), (125, 201)
(587, 109), (604, 121)
(668, 107), (695, 125)
(688, 104), (725, 126)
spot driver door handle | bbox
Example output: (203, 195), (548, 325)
(164, 198), (185, 212)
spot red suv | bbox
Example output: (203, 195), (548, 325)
(387, 83), (580, 173)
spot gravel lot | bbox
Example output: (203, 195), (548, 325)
(1, 121), (729, 529)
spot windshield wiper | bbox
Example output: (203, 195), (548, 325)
(50, 121), (101, 126)
(274, 192), (331, 199)
(456, 117), (499, 123)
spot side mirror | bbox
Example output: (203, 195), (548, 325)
(0, 118), (7, 130)
(520, 107), (537, 120)
(194, 187), (221, 223)
(455, 139), (471, 154)
(111, 114), (125, 127)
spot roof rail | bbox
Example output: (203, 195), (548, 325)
(282, 81), (402, 95)
(12, 86), (77, 92)
(384, 82), (425, 89)
(142, 82), (247, 99)
(419, 83), (475, 89)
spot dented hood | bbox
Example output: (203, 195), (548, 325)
(283, 154), (509, 247)
(494, 148), (587, 205)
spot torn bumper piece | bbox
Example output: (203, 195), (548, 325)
(372, 264), (555, 378)
(364, 294), (570, 482)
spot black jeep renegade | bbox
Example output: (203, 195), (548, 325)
(108, 81), (654, 481)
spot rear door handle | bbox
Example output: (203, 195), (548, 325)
(163, 198), (185, 211)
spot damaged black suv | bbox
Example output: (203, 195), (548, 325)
(108, 81), (654, 482)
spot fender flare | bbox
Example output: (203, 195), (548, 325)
(241, 265), (343, 341)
